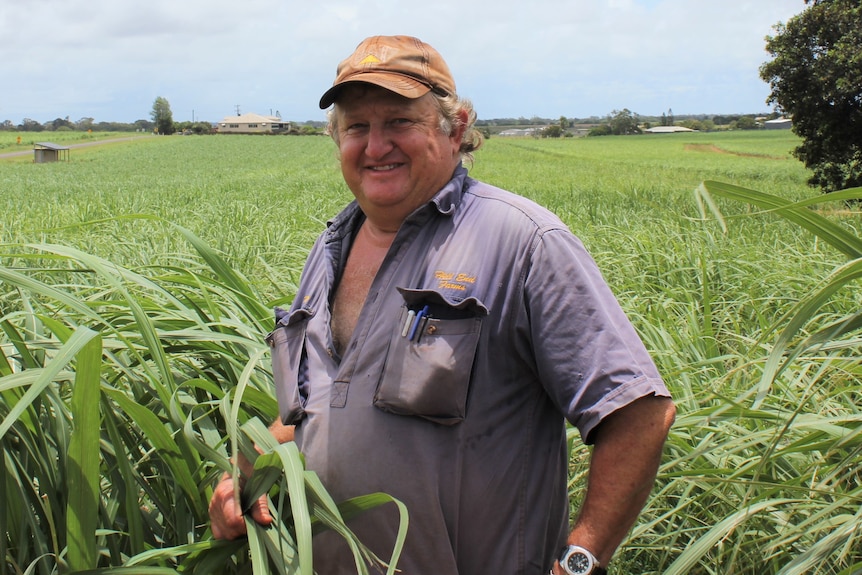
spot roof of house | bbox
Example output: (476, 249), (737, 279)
(219, 113), (283, 124)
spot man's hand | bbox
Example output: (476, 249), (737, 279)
(208, 474), (273, 540)
(209, 421), (295, 539)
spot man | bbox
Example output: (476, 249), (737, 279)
(209, 35), (675, 575)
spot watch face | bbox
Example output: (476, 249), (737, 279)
(566, 551), (591, 574)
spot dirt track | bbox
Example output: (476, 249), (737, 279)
(0, 135), (155, 159)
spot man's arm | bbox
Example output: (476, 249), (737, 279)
(208, 420), (295, 540)
(554, 394), (675, 572)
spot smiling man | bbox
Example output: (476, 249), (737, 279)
(209, 35), (675, 575)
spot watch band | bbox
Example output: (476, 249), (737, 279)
(551, 569), (607, 575)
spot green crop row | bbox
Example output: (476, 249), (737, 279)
(1, 131), (860, 573)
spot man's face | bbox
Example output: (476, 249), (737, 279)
(333, 84), (464, 229)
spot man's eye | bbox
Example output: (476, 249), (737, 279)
(345, 123), (368, 134)
(391, 118), (413, 127)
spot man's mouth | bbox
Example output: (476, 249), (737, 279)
(368, 164), (401, 172)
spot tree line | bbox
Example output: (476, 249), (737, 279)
(2, 117), (156, 133)
(578, 110), (771, 137)
(4, 104), (773, 137)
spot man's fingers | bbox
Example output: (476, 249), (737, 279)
(249, 494), (274, 526)
(208, 475), (277, 540)
(209, 478), (249, 540)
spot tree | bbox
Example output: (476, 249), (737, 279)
(134, 119), (155, 132)
(712, 114), (740, 126)
(733, 116), (759, 130)
(151, 96), (175, 134)
(679, 119), (714, 132)
(588, 124), (613, 137)
(18, 118), (43, 132)
(49, 117), (75, 131)
(760, 0), (862, 193)
(76, 117), (95, 131)
(542, 124), (562, 138)
(608, 108), (642, 135)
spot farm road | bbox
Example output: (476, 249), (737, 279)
(0, 135), (155, 159)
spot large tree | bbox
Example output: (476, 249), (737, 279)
(151, 97), (175, 135)
(608, 109), (641, 135)
(760, 0), (862, 193)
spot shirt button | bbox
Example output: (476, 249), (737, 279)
(326, 347), (334, 357)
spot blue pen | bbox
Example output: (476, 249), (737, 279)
(408, 305), (429, 341)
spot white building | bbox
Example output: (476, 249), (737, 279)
(217, 113), (290, 134)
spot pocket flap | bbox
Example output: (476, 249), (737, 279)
(396, 287), (488, 316)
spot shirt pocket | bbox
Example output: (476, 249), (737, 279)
(374, 288), (487, 425)
(266, 307), (313, 425)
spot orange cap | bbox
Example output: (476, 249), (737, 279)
(319, 35), (456, 109)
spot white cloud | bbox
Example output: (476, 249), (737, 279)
(0, 0), (804, 123)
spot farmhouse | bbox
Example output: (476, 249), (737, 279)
(217, 113), (290, 134)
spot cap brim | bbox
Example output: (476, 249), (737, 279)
(319, 72), (432, 109)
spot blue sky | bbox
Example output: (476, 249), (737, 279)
(0, 0), (804, 125)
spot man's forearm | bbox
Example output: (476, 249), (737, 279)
(568, 396), (675, 566)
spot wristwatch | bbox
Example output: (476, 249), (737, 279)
(558, 545), (607, 575)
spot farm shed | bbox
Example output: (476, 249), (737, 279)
(498, 128), (542, 137)
(33, 142), (70, 162)
(217, 113), (291, 134)
(644, 126), (696, 134)
(764, 117), (793, 130)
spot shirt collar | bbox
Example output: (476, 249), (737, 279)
(429, 163), (469, 216)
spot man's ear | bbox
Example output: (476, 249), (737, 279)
(450, 109), (470, 148)
(454, 109), (470, 136)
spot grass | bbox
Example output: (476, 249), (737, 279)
(0, 131), (149, 154)
(2, 130), (861, 574)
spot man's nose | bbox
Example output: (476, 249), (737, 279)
(365, 124), (394, 159)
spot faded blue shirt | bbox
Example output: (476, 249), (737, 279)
(267, 165), (669, 574)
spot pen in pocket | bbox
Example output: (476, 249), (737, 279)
(406, 305), (430, 341)
(401, 309), (416, 337)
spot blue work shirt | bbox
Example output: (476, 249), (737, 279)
(267, 164), (670, 574)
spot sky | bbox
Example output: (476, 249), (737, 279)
(1, 0), (805, 125)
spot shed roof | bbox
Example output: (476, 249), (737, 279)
(644, 126), (695, 133)
(34, 142), (71, 150)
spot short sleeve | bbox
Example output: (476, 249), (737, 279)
(524, 228), (670, 443)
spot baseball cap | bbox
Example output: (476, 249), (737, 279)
(319, 35), (456, 109)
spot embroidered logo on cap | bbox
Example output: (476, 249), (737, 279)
(359, 54), (381, 65)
